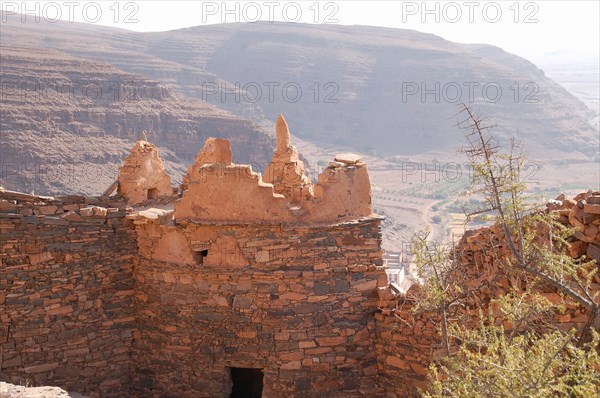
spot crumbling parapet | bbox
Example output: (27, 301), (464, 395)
(117, 140), (173, 206)
(306, 154), (372, 222)
(174, 162), (290, 222)
(263, 115), (313, 202)
(180, 137), (233, 191)
(172, 114), (374, 224)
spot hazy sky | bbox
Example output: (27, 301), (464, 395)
(2, 1), (599, 61)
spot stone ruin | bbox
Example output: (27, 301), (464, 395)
(117, 140), (173, 206)
(1, 115), (599, 397)
(1, 115), (386, 398)
(171, 114), (372, 224)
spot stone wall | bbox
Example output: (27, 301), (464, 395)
(130, 216), (385, 398)
(373, 191), (600, 398)
(374, 295), (438, 398)
(0, 192), (137, 398)
(1, 115), (386, 398)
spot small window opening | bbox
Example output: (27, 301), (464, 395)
(147, 188), (158, 200)
(229, 367), (264, 398)
(193, 249), (208, 265)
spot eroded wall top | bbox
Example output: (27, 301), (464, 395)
(119, 115), (374, 224)
(118, 139), (173, 206)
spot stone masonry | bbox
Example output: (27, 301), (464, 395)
(127, 114), (384, 397)
(0, 193), (136, 397)
(375, 190), (600, 397)
(1, 115), (387, 397)
(1, 115), (598, 397)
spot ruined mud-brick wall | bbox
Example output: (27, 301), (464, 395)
(0, 191), (137, 398)
(374, 191), (600, 398)
(2, 114), (388, 398)
(130, 217), (385, 398)
(122, 115), (387, 397)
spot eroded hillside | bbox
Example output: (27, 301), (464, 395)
(0, 45), (274, 195)
(1, 18), (596, 158)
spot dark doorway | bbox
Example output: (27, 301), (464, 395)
(229, 367), (263, 398)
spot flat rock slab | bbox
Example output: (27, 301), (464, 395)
(127, 208), (174, 225)
(587, 243), (600, 262)
(136, 208), (172, 220)
(587, 195), (600, 204)
(334, 153), (362, 165)
(0, 382), (88, 398)
(583, 203), (600, 214)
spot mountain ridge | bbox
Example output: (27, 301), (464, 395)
(1, 15), (598, 195)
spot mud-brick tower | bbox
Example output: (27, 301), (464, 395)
(126, 115), (385, 397)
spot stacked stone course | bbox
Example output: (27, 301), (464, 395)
(548, 191), (600, 262)
(123, 114), (386, 397)
(374, 191), (600, 398)
(0, 192), (136, 397)
(131, 219), (384, 397)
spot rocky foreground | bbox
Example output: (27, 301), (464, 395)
(0, 382), (87, 398)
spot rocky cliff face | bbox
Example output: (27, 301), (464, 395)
(2, 17), (595, 159)
(185, 23), (597, 157)
(0, 45), (274, 195)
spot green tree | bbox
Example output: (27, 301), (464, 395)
(424, 320), (599, 398)
(456, 105), (598, 341)
(411, 105), (600, 396)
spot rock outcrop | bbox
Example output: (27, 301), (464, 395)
(0, 382), (87, 398)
